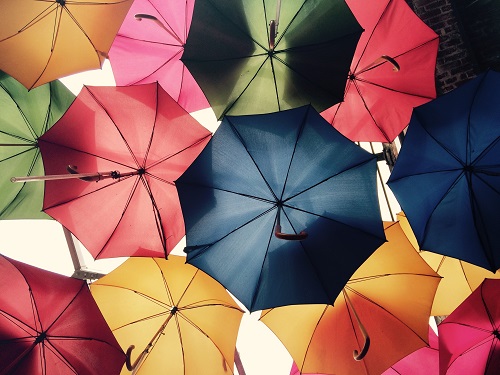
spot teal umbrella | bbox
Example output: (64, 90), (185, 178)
(181, 0), (363, 120)
(0, 72), (75, 219)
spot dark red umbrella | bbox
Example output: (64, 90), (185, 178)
(16, 83), (211, 260)
(0, 254), (125, 374)
(321, 0), (438, 142)
(438, 278), (500, 375)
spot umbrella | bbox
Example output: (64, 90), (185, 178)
(0, 0), (134, 90)
(13, 82), (211, 260)
(90, 255), (245, 375)
(387, 69), (500, 272)
(260, 221), (441, 375)
(398, 211), (500, 316)
(0, 254), (125, 374)
(108, 0), (209, 113)
(181, 0), (363, 120)
(382, 326), (439, 375)
(438, 278), (500, 375)
(0, 71), (74, 219)
(320, 0), (439, 143)
(176, 104), (386, 312)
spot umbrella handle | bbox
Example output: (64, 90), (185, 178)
(274, 207), (308, 240)
(125, 345), (141, 371)
(268, 0), (282, 50)
(344, 290), (370, 361)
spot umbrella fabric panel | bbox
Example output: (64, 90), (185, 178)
(0, 0), (133, 89)
(0, 73), (74, 219)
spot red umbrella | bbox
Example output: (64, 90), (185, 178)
(19, 83), (211, 260)
(382, 326), (439, 375)
(108, 0), (209, 113)
(438, 278), (500, 375)
(0, 254), (125, 374)
(321, 0), (439, 143)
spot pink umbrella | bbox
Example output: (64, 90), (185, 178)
(439, 278), (500, 375)
(321, 0), (438, 142)
(108, 0), (209, 113)
(382, 326), (439, 375)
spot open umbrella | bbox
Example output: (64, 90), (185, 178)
(108, 0), (209, 113)
(181, 0), (363, 119)
(321, 0), (438, 143)
(0, 71), (74, 219)
(0, 254), (125, 374)
(0, 0), (133, 90)
(438, 278), (500, 375)
(387, 70), (500, 272)
(12, 83), (211, 260)
(382, 326), (439, 375)
(90, 255), (245, 375)
(398, 211), (500, 316)
(176, 105), (386, 312)
(260, 221), (441, 375)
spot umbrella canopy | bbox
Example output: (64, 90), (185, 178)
(33, 83), (211, 259)
(321, 0), (438, 143)
(382, 326), (439, 375)
(438, 278), (500, 375)
(260, 221), (441, 375)
(0, 254), (125, 374)
(181, 0), (363, 120)
(108, 0), (209, 113)
(0, 0), (133, 90)
(387, 70), (500, 272)
(0, 71), (74, 219)
(90, 255), (245, 375)
(176, 104), (386, 312)
(398, 211), (500, 316)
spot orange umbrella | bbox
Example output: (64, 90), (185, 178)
(260, 221), (441, 375)
(397, 211), (500, 316)
(0, 0), (133, 90)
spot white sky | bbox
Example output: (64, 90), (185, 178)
(0, 60), (404, 375)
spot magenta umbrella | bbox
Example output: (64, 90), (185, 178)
(382, 326), (439, 375)
(108, 0), (209, 113)
(439, 278), (500, 375)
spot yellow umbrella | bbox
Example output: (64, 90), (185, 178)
(397, 211), (500, 316)
(260, 221), (441, 375)
(90, 256), (245, 375)
(0, 0), (133, 90)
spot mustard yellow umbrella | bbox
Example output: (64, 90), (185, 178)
(397, 211), (500, 316)
(260, 221), (441, 375)
(90, 256), (244, 375)
(0, 0), (133, 90)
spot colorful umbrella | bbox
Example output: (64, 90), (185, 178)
(0, 71), (74, 219)
(90, 255), (245, 375)
(108, 0), (209, 113)
(260, 221), (441, 375)
(181, 0), (363, 119)
(382, 326), (439, 375)
(176, 105), (386, 312)
(0, 254), (125, 374)
(321, 0), (439, 143)
(0, 0), (133, 90)
(387, 70), (500, 272)
(398, 211), (500, 316)
(438, 278), (500, 375)
(13, 83), (211, 260)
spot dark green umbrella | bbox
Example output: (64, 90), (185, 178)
(0, 72), (75, 219)
(181, 0), (363, 120)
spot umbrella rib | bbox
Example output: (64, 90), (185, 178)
(354, 76), (436, 100)
(0, 82), (39, 140)
(115, 33), (182, 47)
(154, 257), (177, 307)
(0, 311), (37, 339)
(0, 2), (57, 42)
(84, 87), (141, 168)
(299, 304), (329, 370)
(41, 340), (79, 374)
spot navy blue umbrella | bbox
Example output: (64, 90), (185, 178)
(388, 70), (500, 273)
(176, 105), (386, 312)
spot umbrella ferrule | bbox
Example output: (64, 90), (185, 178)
(35, 331), (47, 344)
(170, 306), (178, 315)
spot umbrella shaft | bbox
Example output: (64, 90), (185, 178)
(11, 170), (139, 183)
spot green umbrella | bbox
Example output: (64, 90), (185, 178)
(0, 72), (75, 219)
(181, 0), (363, 120)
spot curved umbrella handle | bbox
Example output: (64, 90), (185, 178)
(269, 20), (277, 50)
(344, 290), (370, 361)
(380, 55), (400, 71)
(125, 345), (140, 371)
(274, 223), (308, 240)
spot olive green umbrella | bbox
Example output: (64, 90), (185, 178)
(181, 0), (363, 120)
(0, 71), (75, 219)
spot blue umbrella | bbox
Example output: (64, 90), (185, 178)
(176, 105), (386, 312)
(388, 70), (500, 273)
